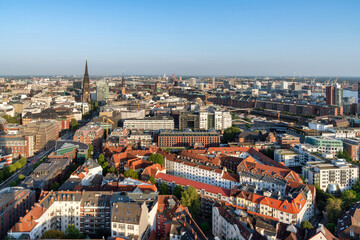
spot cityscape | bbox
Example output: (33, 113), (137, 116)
(1, 1), (360, 240)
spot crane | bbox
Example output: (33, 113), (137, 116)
(103, 117), (115, 136)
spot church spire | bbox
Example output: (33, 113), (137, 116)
(121, 71), (125, 95)
(82, 59), (90, 103)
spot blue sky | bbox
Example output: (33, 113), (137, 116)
(0, 0), (359, 76)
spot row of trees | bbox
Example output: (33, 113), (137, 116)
(0, 157), (27, 183)
(97, 153), (115, 175)
(41, 225), (84, 239)
(2, 114), (21, 124)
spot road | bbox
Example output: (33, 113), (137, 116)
(0, 147), (54, 190)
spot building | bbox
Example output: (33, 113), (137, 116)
(22, 157), (72, 190)
(178, 110), (231, 131)
(0, 147), (12, 169)
(279, 134), (300, 149)
(9, 191), (114, 239)
(18, 120), (60, 153)
(0, 187), (35, 239)
(302, 159), (359, 192)
(123, 116), (174, 131)
(73, 123), (104, 152)
(326, 86), (335, 106)
(82, 60), (91, 103)
(337, 202), (360, 239)
(22, 108), (74, 130)
(343, 138), (360, 161)
(96, 79), (109, 102)
(274, 149), (301, 167)
(158, 131), (221, 148)
(305, 136), (343, 156)
(0, 135), (34, 158)
(326, 84), (343, 106)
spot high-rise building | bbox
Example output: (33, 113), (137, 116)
(281, 81), (288, 90)
(326, 86), (335, 105)
(358, 82), (360, 103)
(82, 60), (91, 103)
(96, 79), (109, 102)
(326, 85), (343, 106)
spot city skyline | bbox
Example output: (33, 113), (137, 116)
(0, 0), (359, 76)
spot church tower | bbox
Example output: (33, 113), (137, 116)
(82, 60), (91, 103)
(121, 72), (126, 95)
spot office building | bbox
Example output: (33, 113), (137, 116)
(305, 136), (343, 155)
(123, 116), (174, 130)
(158, 131), (221, 148)
(96, 79), (109, 102)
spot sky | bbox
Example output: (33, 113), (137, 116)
(0, 0), (359, 76)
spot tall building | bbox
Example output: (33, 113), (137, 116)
(121, 72), (126, 95)
(326, 84), (343, 106)
(96, 79), (109, 102)
(82, 60), (91, 103)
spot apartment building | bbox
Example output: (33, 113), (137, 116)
(303, 159), (359, 192)
(343, 138), (360, 161)
(278, 134), (300, 149)
(0, 147), (12, 169)
(9, 191), (113, 239)
(123, 116), (174, 130)
(158, 131), (221, 148)
(73, 123), (104, 152)
(0, 187), (35, 239)
(274, 149), (301, 167)
(229, 183), (315, 225)
(178, 110), (231, 130)
(305, 136), (343, 156)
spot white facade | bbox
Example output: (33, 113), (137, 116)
(199, 111), (208, 130)
(274, 149), (301, 167)
(214, 111), (223, 130)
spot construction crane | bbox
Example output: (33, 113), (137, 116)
(103, 117), (115, 135)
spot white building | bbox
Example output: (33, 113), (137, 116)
(303, 159), (359, 192)
(274, 149), (301, 167)
(281, 81), (288, 90)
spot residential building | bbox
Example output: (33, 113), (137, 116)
(0, 187), (35, 239)
(337, 202), (360, 239)
(274, 149), (301, 167)
(123, 116), (174, 130)
(278, 134), (300, 149)
(158, 131), (220, 147)
(305, 136), (343, 156)
(0, 135), (34, 158)
(302, 159), (359, 192)
(343, 138), (360, 161)
(0, 147), (12, 169)
(73, 123), (104, 152)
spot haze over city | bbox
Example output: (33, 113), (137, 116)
(0, 0), (359, 76)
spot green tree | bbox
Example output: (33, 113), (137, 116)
(173, 185), (184, 200)
(326, 223), (336, 233)
(245, 123), (251, 129)
(159, 182), (169, 195)
(70, 119), (80, 132)
(2, 114), (20, 124)
(180, 186), (201, 216)
(8, 164), (17, 173)
(14, 161), (22, 170)
(0, 170), (3, 182)
(315, 185), (333, 213)
(341, 190), (357, 210)
(65, 224), (84, 239)
(200, 222), (210, 232)
(301, 220), (314, 230)
(19, 157), (27, 167)
(41, 229), (66, 239)
(98, 154), (105, 165)
(2, 165), (11, 178)
(149, 175), (156, 184)
(9, 181), (17, 186)
(148, 154), (164, 166)
(87, 144), (94, 158)
(123, 169), (139, 179)
(18, 174), (25, 181)
(326, 198), (343, 223)
(108, 166), (116, 173)
(223, 126), (241, 142)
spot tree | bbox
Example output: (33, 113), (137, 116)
(123, 169), (139, 179)
(14, 161), (22, 170)
(326, 198), (342, 223)
(341, 190), (357, 210)
(108, 166), (116, 173)
(65, 224), (84, 239)
(8, 164), (17, 173)
(149, 175), (156, 184)
(70, 119), (80, 132)
(200, 222), (210, 232)
(181, 186), (201, 216)
(173, 185), (184, 200)
(301, 220), (314, 230)
(245, 123), (251, 129)
(0, 170), (3, 182)
(41, 229), (66, 239)
(326, 223), (336, 233)
(49, 182), (60, 191)
(159, 182), (169, 195)
(2, 165), (11, 179)
(148, 154), (164, 166)
(87, 144), (94, 158)
(2, 114), (20, 124)
(315, 185), (333, 213)
(18, 174), (25, 181)
(9, 181), (17, 186)
(97, 154), (105, 165)
(223, 126), (241, 142)
(19, 157), (27, 167)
